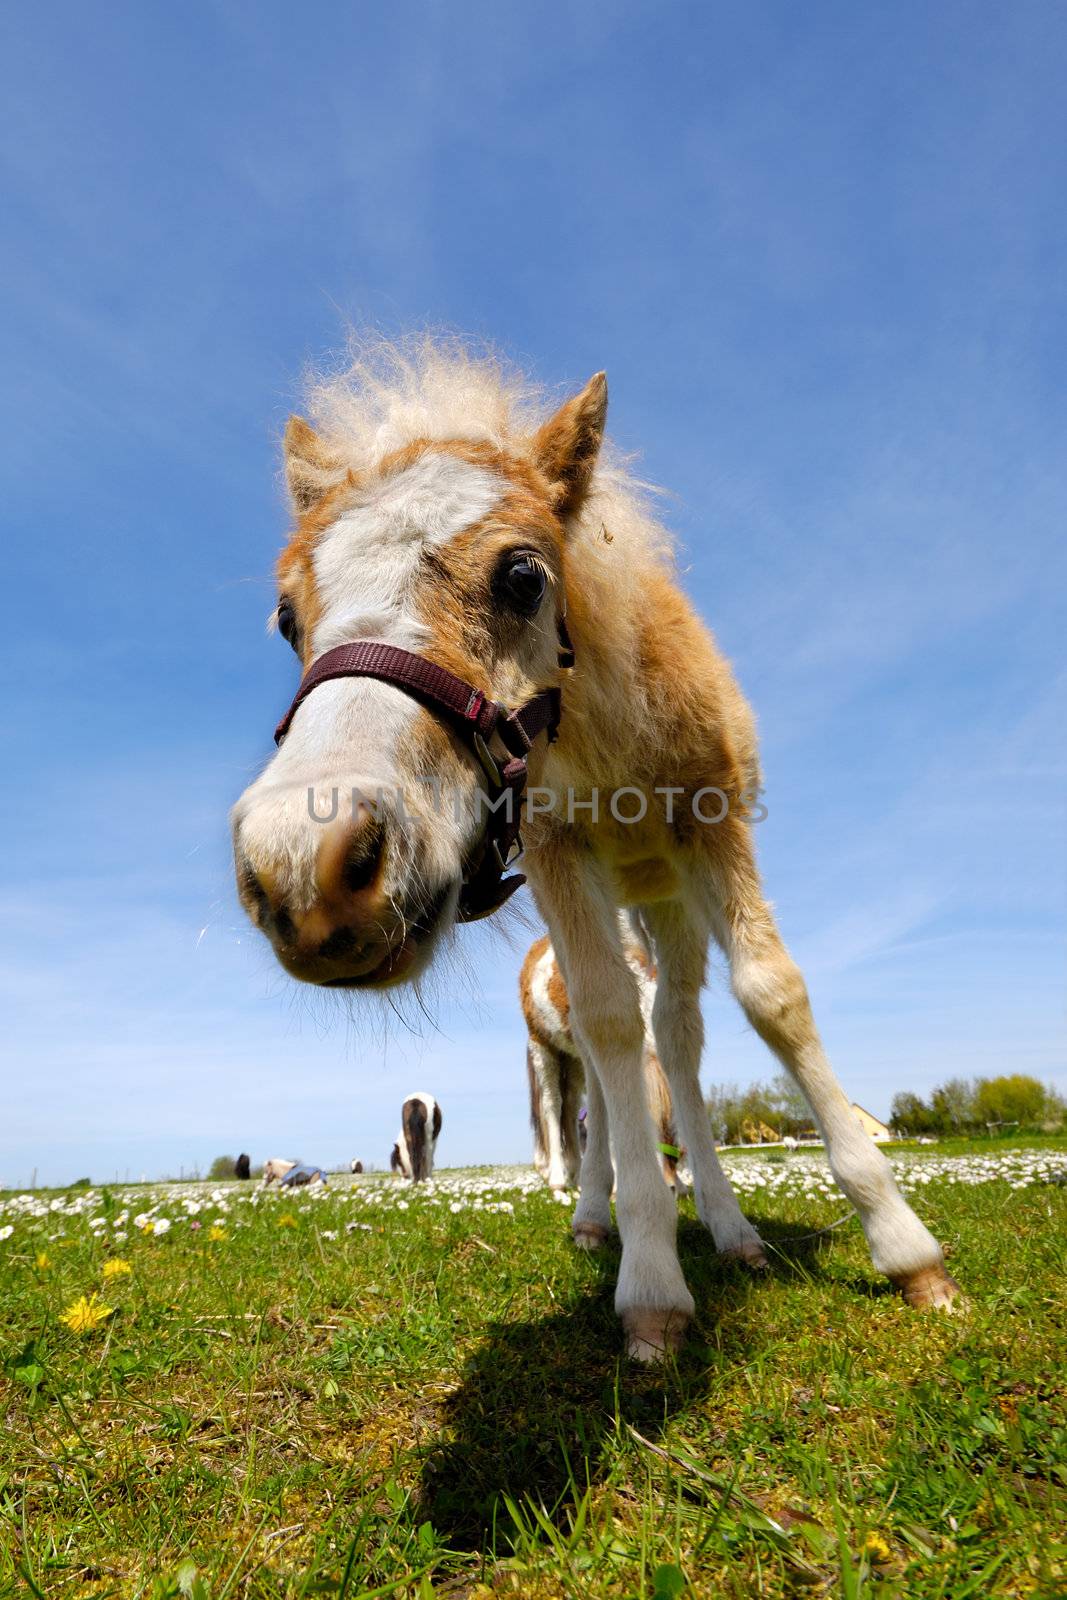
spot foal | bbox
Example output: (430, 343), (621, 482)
(232, 337), (960, 1358)
(521, 924), (682, 1199)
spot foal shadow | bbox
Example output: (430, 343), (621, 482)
(416, 1215), (837, 1549)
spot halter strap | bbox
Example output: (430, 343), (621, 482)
(273, 634), (569, 921)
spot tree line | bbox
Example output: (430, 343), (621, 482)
(705, 1074), (816, 1144)
(704, 1072), (1064, 1144)
(889, 1074), (1064, 1136)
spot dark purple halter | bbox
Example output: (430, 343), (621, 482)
(273, 623), (573, 921)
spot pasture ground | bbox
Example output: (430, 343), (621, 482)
(2, 1138), (1065, 1599)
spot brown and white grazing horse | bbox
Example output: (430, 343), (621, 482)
(231, 337), (960, 1359)
(521, 923), (682, 1199)
(261, 1157), (296, 1187)
(390, 1093), (442, 1182)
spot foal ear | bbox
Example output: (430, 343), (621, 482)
(532, 372), (608, 518)
(283, 416), (348, 514)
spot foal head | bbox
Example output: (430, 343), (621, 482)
(232, 352), (607, 989)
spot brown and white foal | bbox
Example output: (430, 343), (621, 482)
(232, 338), (960, 1359)
(521, 924), (682, 1202)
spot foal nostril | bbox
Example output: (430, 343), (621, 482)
(238, 859), (270, 924)
(315, 812), (386, 904)
(238, 855), (297, 945)
(342, 819), (384, 894)
(317, 926), (360, 961)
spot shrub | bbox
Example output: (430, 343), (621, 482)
(891, 1075), (1065, 1136)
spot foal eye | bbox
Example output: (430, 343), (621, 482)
(277, 600), (300, 652)
(498, 554), (547, 617)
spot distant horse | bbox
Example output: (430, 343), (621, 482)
(232, 336), (959, 1358)
(350, 1159), (364, 1174)
(521, 926), (682, 1197)
(261, 1157), (296, 1187)
(234, 1153), (251, 1180)
(390, 1094), (441, 1182)
(279, 1163), (326, 1187)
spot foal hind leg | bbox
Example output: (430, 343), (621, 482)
(527, 1044), (551, 1185)
(559, 1054), (585, 1192)
(643, 899), (769, 1269)
(529, 1041), (573, 1194)
(572, 1051), (614, 1248)
(705, 824), (960, 1308)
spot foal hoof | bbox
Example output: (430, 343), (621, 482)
(622, 1307), (690, 1363)
(891, 1264), (964, 1310)
(724, 1243), (770, 1272)
(573, 1221), (610, 1251)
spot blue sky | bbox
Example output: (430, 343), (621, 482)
(1, 1), (1064, 1186)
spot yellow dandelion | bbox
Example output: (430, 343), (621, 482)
(35, 1251), (51, 1271)
(102, 1257), (132, 1279)
(277, 1214), (297, 1228)
(863, 1532), (891, 1564)
(208, 1225), (227, 1242)
(141, 1221), (155, 1235)
(60, 1292), (115, 1334)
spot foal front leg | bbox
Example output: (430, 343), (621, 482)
(530, 854), (694, 1358)
(705, 824), (960, 1308)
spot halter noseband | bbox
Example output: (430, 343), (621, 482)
(273, 625), (573, 922)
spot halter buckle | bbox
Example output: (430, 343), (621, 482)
(472, 731), (502, 793)
(489, 838), (508, 875)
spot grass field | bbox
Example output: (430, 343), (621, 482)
(2, 1139), (1065, 1599)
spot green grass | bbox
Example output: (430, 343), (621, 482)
(1, 1143), (1065, 1599)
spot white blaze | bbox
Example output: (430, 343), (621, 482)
(233, 452), (504, 902)
(311, 451), (505, 655)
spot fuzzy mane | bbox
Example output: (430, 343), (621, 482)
(300, 332), (676, 590)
